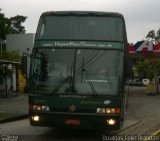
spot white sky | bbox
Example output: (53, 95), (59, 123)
(0, 0), (160, 43)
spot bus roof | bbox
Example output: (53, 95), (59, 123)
(40, 11), (124, 19)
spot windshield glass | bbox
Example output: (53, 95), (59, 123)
(36, 16), (124, 41)
(30, 48), (124, 95)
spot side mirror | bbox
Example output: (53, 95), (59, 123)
(21, 56), (27, 75)
(125, 58), (133, 79)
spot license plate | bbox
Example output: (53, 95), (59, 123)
(65, 119), (80, 125)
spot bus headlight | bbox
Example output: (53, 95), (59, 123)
(32, 105), (42, 111)
(106, 108), (115, 114)
(30, 105), (50, 111)
(42, 105), (50, 111)
(96, 108), (105, 113)
(106, 108), (121, 114)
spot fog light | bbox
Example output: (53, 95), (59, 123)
(107, 119), (116, 125)
(32, 115), (40, 121)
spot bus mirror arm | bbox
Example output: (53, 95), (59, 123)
(21, 55), (27, 75)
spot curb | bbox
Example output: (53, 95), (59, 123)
(0, 114), (28, 124)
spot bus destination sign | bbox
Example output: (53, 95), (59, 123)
(35, 41), (124, 50)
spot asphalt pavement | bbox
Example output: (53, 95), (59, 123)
(0, 86), (160, 139)
(0, 93), (28, 123)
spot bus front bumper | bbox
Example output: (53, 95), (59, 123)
(29, 112), (123, 130)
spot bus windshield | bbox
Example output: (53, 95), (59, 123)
(30, 48), (124, 95)
(36, 16), (124, 42)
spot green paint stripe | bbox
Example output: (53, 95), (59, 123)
(143, 129), (160, 141)
(152, 129), (160, 136)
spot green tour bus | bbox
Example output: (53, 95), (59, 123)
(29, 11), (128, 130)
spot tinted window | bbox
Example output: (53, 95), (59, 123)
(36, 16), (124, 41)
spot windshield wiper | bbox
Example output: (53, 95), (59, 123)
(52, 56), (77, 94)
(65, 51), (77, 93)
(84, 69), (97, 96)
(81, 57), (85, 83)
(81, 58), (97, 96)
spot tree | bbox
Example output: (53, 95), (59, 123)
(155, 28), (160, 43)
(135, 61), (148, 79)
(146, 28), (160, 44)
(10, 15), (27, 34)
(135, 59), (160, 80)
(0, 9), (10, 40)
(0, 9), (27, 40)
(146, 30), (155, 40)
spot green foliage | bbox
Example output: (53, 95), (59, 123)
(135, 59), (160, 80)
(135, 61), (148, 79)
(0, 9), (27, 77)
(0, 50), (21, 76)
(10, 15), (27, 34)
(0, 9), (10, 40)
(146, 28), (160, 44)
(0, 50), (21, 62)
(0, 9), (27, 40)
(146, 30), (155, 39)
